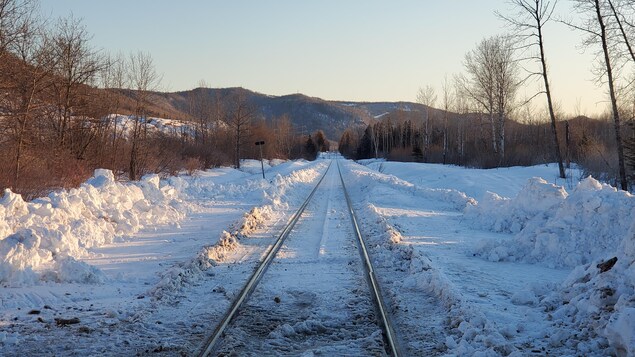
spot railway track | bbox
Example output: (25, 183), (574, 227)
(197, 160), (402, 356)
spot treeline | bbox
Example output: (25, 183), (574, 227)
(340, 110), (631, 184)
(340, 0), (635, 190)
(0, 1), (325, 199)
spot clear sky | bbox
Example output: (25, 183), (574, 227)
(40, 0), (606, 116)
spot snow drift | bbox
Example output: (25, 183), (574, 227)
(470, 176), (635, 268)
(467, 175), (635, 354)
(0, 169), (183, 286)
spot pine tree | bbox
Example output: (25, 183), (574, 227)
(304, 135), (318, 161)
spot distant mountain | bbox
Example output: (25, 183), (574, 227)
(115, 87), (438, 140)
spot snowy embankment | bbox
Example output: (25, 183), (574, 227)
(0, 170), (184, 286)
(467, 176), (635, 354)
(361, 160), (635, 355)
(468, 177), (635, 268)
(0, 159), (325, 289)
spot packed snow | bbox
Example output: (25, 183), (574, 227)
(0, 157), (633, 356)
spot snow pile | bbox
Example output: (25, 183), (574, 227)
(0, 169), (184, 286)
(468, 175), (635, 353)
(466, 177), (568, 234)
(472, 177), (635, 268)
(539, 219), (635, 355)
(164, 160), (315, 209)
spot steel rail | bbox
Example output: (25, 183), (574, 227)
(197, 161), (332, 357)
(337, 159), (402, 357)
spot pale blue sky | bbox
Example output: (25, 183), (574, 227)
(41, 0), (604, 116)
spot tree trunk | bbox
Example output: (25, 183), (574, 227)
(537, 9), (566, 178)
(595, 0), (628, 190)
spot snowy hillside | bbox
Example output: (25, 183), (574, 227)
(0, 158), (633, 355)
(106, 114), (199, 138)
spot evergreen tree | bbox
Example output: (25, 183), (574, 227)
(304, 135), (318, 160)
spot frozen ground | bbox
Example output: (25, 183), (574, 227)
(0, 156), (633, 356)
(358, 160), (634, 355)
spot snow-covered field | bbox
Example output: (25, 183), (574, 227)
(0, 157), (633, 356)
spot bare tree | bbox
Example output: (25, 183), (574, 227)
(0, 0), (37, 65)
(49, 15), (101, 152)
(3, 3), (53, 189)
(441, 75), (454, 165)
(498, 0), (566, 178)
(566, 0), (628, 190)
(416, 85), (437, 161)
(224, 90), (255, 169)
(127, 51), (161, 180)
(99, 52), (128, 169)
(462, 35), (520, 161)
(273, 114), (294, 159)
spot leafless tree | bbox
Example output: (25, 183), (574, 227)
(49, 15), (101, 153)
(273, 114), (294, 159)
(3, 3), (53, 189)
(566, 0), (628, 190)
(461, 35), (520, 161)
(498, 0), (566, 178)
(416, 85), (437, 161)
(441, 75), (454, 164)
(99, 52), (128, 169)
(127, 51), (161, 180)
(0, 0), (37, 66)
(224, 90), (255, 169)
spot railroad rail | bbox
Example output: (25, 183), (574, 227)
(337, 160), (402, 357)
(197, 160), (401, 356)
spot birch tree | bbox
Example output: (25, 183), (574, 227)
(567, 0), (628, 190)
(462, 35), (520, 161)
(416, 85), (437, 161)
(499, 0), (566, 178)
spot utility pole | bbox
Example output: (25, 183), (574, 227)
(255, 141), (265, 179)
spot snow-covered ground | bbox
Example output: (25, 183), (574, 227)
(358, 160), (634, 355)
(1, 157), (633, 356)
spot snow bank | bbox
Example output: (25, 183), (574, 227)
(468, 175), (635, 353)
(539, 219), (635, 355)
(0, 160), (326, 291)
(471, 177), (635, 268)
(0, 169), (184, 286)
(466, 177), (568, 234)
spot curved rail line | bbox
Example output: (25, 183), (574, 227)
(197, 160), (402, 356)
